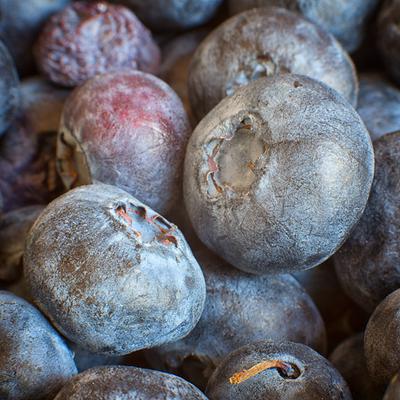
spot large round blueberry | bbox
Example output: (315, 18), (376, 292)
(24, 183), (206, 355)
(206, 340), (351, 399)
(184, 74), (374, 275)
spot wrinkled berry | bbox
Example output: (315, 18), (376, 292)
(0, 40), (19, 136)
(0, 291), (77, 400)
(147, 249), (326, 389)
(228, 0), (380, 52)
(364, 289), (400, 385)
(188, 7), (357, 120)
(334, 131), (400, 312)
(206, 340), (351, 399)
(0, 205), (44, 283)
(53, 366), (208, 399)
(35, 1), (160, 87)
(184, 74), (374, 275)
(24, 184), (206, 355)
(57, 71), (190, 214)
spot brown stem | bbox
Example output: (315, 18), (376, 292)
(229, 359), (300, 384)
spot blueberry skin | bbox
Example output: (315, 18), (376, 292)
(0, 41), (19, 136)
(184, 74), (374, 275)
(0, 0), (70, 75)
(377, 0), (400, 86)
(54, 366), (208, 399)
(384, 373), (400, 400)
(0, 205), (44, 283)
(228, 0), (380, 52)
(364, 289), (400, 385)
(334, 132), (400, 312)
(24, 183), (206, 355)
(357, 74), (400, 141)
(0, 291), (77, 400)
(206, 340), (352, 399)
(188, 7), (357, 120)
(330, 333), (383, 400)
(110, 0), (223, 31)
(147, 249), (326, 389)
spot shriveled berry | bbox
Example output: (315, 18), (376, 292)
(228, 0), (380, 52)
(334, 132), (400, 312)
(24, 184), (206, 355)
(0, 291), (77, 400)
(53, 366), (208, 399)
(35, 1), (160, 87)
(188, 7), (357, 120)
(57, 71), (190, 214)
(147, 249), (326, 389)
(206, 340), (351, 399)
(184, 74), (374, 275)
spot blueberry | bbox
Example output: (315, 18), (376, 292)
(109, 0), (223, 31)
(228, 0), (380, 52)
(334, 131), (400, 312)
(184, 74), (374, 275)
(0, 205), (44, 283)
(0, 40), (19, 136)
(377, 0), (400, 85)
(0, 0), (70, 75)
(0, 291), (77, 400)
(206, 340), (352, 399)
(357, 74), (400, 141)
(24, 183), (206, 355)
(188, 7), (357, 120)
(147, 249), (326, 389)
(384, 373), (400, 400)
(53, 365), (208, 399)
(364, 289), (400, 385)
(35, 1), (160, 87)
(330, 333), (383, 400)
(57, 71), (190, 215)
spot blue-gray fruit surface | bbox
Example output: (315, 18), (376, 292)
(206, 340), (352, 399)
(184, 74), (374, 275)
(53, 366), (209, 399)
(0, 0), (70, 74)
(228, 0), (380, 52)
(0, 291), (77, 400)
(188, 7), (357, 120)
(109, 0), (223, 31)
(0, 41), (19, 136)
(334, 132), (400, 312)
(148, 249), (326, 389)
(364, 289), (400, 385)
(357, 74), (400, 141)
(23, 183), (206, 355)
(330, 333), (383, 400)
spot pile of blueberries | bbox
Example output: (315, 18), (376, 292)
(1, 0), (400, 399)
